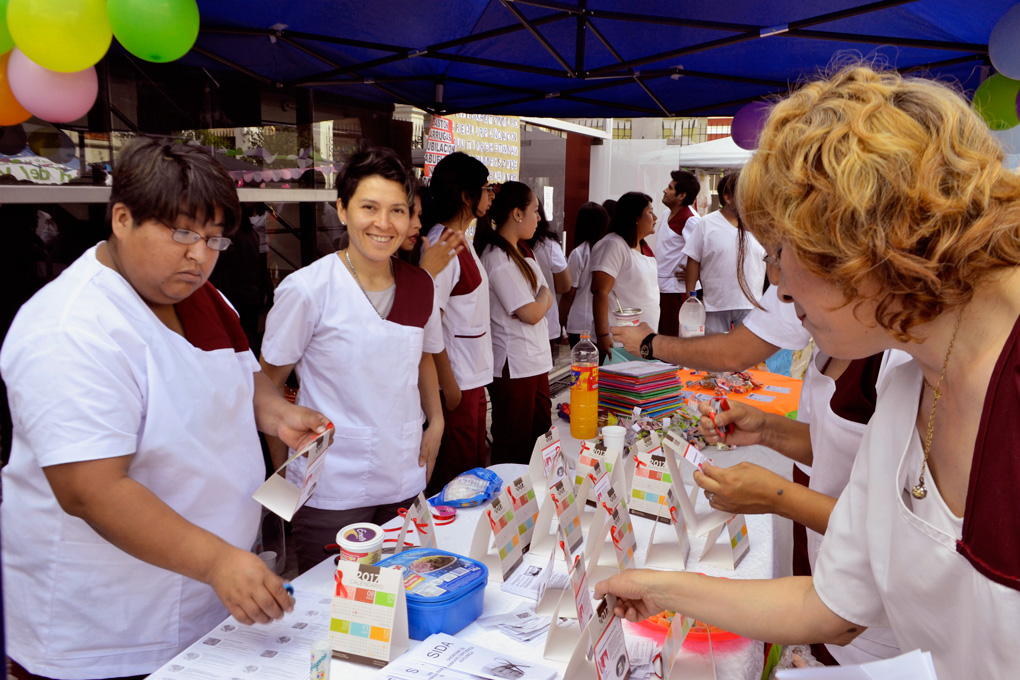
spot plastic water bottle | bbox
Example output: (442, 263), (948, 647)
(679, 294), (706, 338)
(570, 333), (599, 440)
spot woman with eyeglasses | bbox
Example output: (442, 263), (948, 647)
(597, 65), (1020, 679)
(0, 139), (331, 680)
(260, 147), (444, 574)
(420, 152), (495, 492)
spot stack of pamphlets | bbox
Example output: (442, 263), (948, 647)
(599, 360), (683, 418)
(375, 634), (556, 680)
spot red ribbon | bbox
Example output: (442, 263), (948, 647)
(334, 569), (348, 598)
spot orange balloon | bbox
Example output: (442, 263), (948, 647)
(0, 52), (30, 125)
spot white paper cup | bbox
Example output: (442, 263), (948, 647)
(611, 307), (642, 327)
(337, 522), (384, 565)
(602, 425), (627, 453)
(257, 550), (278, 573)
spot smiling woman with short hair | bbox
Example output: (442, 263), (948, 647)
(259, 146), (445, 574)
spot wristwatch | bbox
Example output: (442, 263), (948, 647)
(639, 332), (657, 360)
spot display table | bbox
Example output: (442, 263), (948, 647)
(281, 461), (773, 680)
(150, 386), (795, 680)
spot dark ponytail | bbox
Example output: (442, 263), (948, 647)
(475, 181), (538, 290)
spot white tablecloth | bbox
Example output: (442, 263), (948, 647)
(294, 458), (774, 680)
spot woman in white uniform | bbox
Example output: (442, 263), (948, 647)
(562, 201), (609, 348)
(260, 147), (444, 572)
(590, 192), (660, 363)
(477, 181), (554, 465)
(527, 202), (571, 354)
(693, 344), (903, 665)
(0, 139), (330, 680)
(595, 65), (1020, 679)
(682, 171), (767, 335)
(420, 152), (494, 492)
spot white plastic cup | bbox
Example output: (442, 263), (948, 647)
(337, 522), (384, 564)
(257, 550), (277, 573)
(310, 639), (331, 680)
(611, 307), (642, 326)
(602, 425), (627, 453)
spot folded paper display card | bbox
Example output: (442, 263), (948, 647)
(330, 560), (408, 667)
(661, 431), (732, 536)
(543, 549), (591, 662)
(468, 475), (540, 582)
(699, 513), (750, 570)
(528, 426), (569, 496)
(252, 424), (335, 522)
(656, 612), (716, 680)
(574, 440), (621, 505)
(585, 481), (634, 583)
(393, 493), (436, 554)
(629, 432), (676, 523)
(643, 486), (691, 571)
(564, 594), (631, 680)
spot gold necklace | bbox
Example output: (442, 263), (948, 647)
(912, 307), (966, 500)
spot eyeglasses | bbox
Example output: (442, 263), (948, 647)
(482, 184), (496, 194)
(162, 222), (232, 251)
(762, 246), (782, 269)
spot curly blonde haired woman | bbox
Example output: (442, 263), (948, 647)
(595, 64), (1020, 678)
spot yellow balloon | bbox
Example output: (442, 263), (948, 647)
(0, 51), (30, 125)
(8, 0), (112, 73)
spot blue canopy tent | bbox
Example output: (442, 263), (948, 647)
(182, 0), (1017, 117)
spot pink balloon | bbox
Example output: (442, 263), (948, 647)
(731, 100), (772, 150)
(7, 48), (98, 123)
(253, 172), (263, 182)
(242, 172), (254, 182)
(280, 168), (292, 180)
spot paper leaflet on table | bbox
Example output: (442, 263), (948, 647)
(563, 595), (630, 680)
(330, 561), (408, 667)
(394, 492), (436, 554)
(628, 432), (679, 523)
(468, 475), (540, 583)
(477, 604), (553, 646)
(149, 588), (332, 679)
(527, 426), (569, 497)
(775, 649), (937, 679)
(380, 633), (557, 680)
(699, 513), (750, 570)
(656, 612), (717, 680)
(643, 485), (691, 571)
(251, 424), (335, 522)
(661, 432), (732, 536)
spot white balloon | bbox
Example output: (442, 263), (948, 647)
(989, 3), (1020, 79)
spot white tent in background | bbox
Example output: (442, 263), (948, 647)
(640, 136), (754, 169)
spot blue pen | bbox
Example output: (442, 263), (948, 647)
(284, 583), (295, 597)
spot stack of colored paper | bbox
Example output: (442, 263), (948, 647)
(599, 360), (683, 418)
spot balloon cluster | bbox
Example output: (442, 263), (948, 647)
(979, 4), (1020, 131)
(0, 0), (199, 128)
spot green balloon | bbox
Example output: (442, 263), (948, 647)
(107, 0), (200, 64)
(7, 0), (112, 73)
(0, 0), (13, 54)
(972, 73), (1020, 131)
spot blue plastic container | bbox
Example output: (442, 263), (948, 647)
(376, 548), (488, 640)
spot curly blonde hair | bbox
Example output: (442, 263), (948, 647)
(739, 64), (1020, 341)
